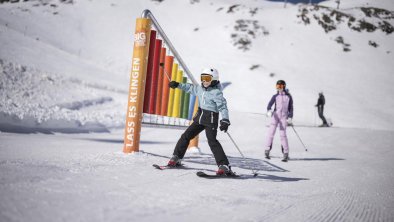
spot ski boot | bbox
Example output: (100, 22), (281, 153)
(167, 155), (182, 167)
(282, 153), (289, 162)
(216, 165), (236, 176)
(265, 150), (270, 159)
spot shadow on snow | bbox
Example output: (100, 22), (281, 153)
(82, 138), (173, 145)
(82, 139), (342, 182)
(266, 0), (327, 4)
(288, 157), (345, 161)
(145, 151), (306, 181)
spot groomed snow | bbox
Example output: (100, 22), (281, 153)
(1, 122), (393, 221)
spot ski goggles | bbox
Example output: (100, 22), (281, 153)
(201, 74), (213, 82)
(276, 84), (285, 89)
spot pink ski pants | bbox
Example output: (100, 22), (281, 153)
(265, 113), (289, 153)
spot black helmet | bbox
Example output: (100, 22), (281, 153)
(276, 80), (286, 86)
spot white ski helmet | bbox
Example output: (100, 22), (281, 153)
(201, 68), (219, 81)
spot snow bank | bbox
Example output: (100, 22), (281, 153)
(0, 59), (126, 133)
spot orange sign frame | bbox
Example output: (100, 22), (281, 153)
(123, 18), (152, 153)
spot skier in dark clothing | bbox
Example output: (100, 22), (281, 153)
(167, 68), (235, 176)
(316, 92), (329, 127)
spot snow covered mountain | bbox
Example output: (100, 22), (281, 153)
(1, 0), (394, 132)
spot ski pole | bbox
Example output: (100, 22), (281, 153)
(314, 107), (317, 127)
(248, 112), (267, 116)
(226, 132), (258, 177)
(163, 68), (171, 81)
(291, 125), (308, 151)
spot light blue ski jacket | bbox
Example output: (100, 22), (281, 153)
(177, 83), (229, 120)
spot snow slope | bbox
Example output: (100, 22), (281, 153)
(1, 124), (393, 222)
(1, 0), (394, 131)
(1, 0), (394, 221)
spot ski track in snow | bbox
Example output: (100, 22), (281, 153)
(1, 126), (394, 221)
(304, 190), (391, 222)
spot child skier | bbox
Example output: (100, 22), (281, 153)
(265, 80), (293, 162)
(167, 68), (235, 176)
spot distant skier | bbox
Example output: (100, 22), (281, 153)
(315, 92), (329, 127)
(167, 68), (235, 176)
(265, 80), (293, 162)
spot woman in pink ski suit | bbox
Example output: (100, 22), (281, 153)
(265, 80), (293, 162)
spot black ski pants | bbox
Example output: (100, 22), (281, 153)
(173, 121), (229, 166)
(318, 106), (327, 124)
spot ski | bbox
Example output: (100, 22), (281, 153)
(264, 156), (289, 161)
(196, 171), (240, 179)
(282, 156), (289, 162)
(152, 164), (184, 170)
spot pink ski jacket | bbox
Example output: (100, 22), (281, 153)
(267, 91), (293, 119)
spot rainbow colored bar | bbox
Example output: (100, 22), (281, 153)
(143, 30), (198, 121)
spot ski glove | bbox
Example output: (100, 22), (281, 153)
(169, 81), (179, 89)
(219, 119), (230, 132)
(287, 118), (292, 125)
(266, 110), (273, 118)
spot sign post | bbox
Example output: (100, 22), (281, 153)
(123, 18), (152, 153)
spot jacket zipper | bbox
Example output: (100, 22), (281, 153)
(211, 112), (213, 123)
(199, 91), (206, 124)
(199, 109), (204, 124)
(280, 93), (287, 117)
